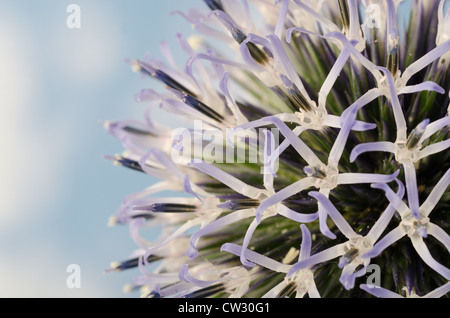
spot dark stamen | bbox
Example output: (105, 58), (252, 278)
(185, 284), (226, 298)
(204, 0), (224, 11)
(387, 47), (399, 77)
(286, 86), (312, 112)
(276, 282), (297, 298)
(338, 248), (359, 268)
(122, 126), (157, 137)
(406, 119), (429, 150)
(110, 254), (163, 272)
(182, 93), (225, 122)
(107, 155), (145, 173)
(138, 63), (197, 98)
(338, 0), (350, 31)
(229, 27), (269, 66)
(133, 203), (197, 214)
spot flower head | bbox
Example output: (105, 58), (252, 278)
(105, 0), (450, 298)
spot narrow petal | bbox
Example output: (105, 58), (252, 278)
(418, 139), (450, 160)
(221, 243), (290, 273)
(263, 129), (276, 191)
(374, 66), (408, 140)
(398, 81), (445, 95)
(240, 219), (261, 267)
(309, 191), (357, 239)
(219, 71), (248, 124)
(367, 179), (405, 242)
(323, 32), (382, 81)
(411, 237), (450, 280)
(362, 226), (405, 258)
(277, 204), (319, 223)
(288, 243), (346, 276)
(268, 34), (312, 103)
(404, 162), (420, 219)
(291, 1), (340, 34)
(307, 281), (321, 298)
(262, 281), (286, 298)
(423, 282), (450, 298)
(360, 285), (404, 298)
(371, 182), (410, 217)
(299, 224), (312, 261)
(191, 162), (263, 199)
(421, 168), (450, 216)
(269, 126), (307, 168)
(256, 177), (315, 223)
(347, 0), (364, 50)
(427, 223), (450, 253)
(186, 209), (255, 259)
(318, 47), (351, 109)
(275, 0), (289, 39)
(420, 116), (450, 144)
(339, 262), (360, 290)
(337, 170), (399, 185)
(329, 88), (383, 167)
(179, 264), (219, 288)
(402, 39), (450, 84)
(264, 113), (323, 167)
(324, 115), (377, 131)
(350, 142), (397, 162)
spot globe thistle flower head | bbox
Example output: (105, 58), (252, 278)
(105, 0), (450, 298)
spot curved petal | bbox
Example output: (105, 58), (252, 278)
(423, 282), (450, 298)
(418, 139), (450, 160)
(374, 66), (407, 140)
(288, 243), (346, 276)
(421, 168), (450, 216)
(186, 209), (255, 259)
(427, 223), (450, 253)
(402, 39), (450, 84)
(398, 81), (445, 95)
(265, 116), (323, 167)
(221, 243), (290, 273)
(350, 142), (396, 162)
(277, 204), (319, 223)
(324, 115), (377, 131)
(309, 191), (357, 239)
(256, 177), (315, 223)
(179, 264), (219, 288)
(367, 179), (405, 242)
(362, 226), (405, 258)
(337, 170), (399, 185)
(411, 237), (450, 280)
(371, 182), (410, 217)
(318, 47), (351, 109)
(299, 224), (312, 261)
(420, 116), (450, 144)
(240, 218), (261, 267)
(360, 284), (404, 298)
(191, 162), (263, 199)
(268, 34), (312, 103)
(404, 162), (420, 219)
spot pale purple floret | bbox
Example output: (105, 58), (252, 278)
(362, 169), (450, 280)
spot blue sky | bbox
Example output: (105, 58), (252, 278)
(0, 0), (201, 297)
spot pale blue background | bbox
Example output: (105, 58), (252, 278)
(0, 0), (200, 297)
